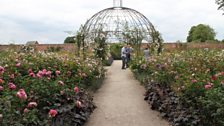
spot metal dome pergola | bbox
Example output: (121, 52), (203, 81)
(82, 0), (158, 44)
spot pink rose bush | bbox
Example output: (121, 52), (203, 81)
(0, 52), (104, 126)
(131, 49), (224, 125)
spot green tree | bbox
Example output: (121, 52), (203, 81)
(64, 25), (85, 57)
(187, 24), (216, 42)
(75, 32), (84, 57)
(64, 36), (76, 43)
(216, 0), (224, 12)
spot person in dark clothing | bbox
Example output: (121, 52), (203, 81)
(126, 45), (132, 68)
(121, 45), (127, 69)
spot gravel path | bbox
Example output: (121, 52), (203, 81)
(85, 61), (169, 126)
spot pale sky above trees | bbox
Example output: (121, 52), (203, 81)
(0, 0), (223, 44)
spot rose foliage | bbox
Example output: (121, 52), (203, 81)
(131, 49), (224, 126)
(0, 52), (105, 126)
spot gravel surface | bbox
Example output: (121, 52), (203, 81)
(85, 61), (170, 126)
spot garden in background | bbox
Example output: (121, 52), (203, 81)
(130, 48), (224, 126)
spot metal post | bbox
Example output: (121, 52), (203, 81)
(113, 0), (122, 7)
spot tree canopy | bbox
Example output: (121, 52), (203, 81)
(187, 24), (216, 42)
(64, 36), (76, 43)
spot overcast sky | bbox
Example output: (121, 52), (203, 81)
(0, 0), (223, 44)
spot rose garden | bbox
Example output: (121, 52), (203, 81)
(1, 0), (224, 126)
(1, 42), (224, 126)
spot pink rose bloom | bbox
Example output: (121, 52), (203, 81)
(0, 66), (4, 74)
(8, 83), (16, 90)
(191, 79), (197, 83)
(204, 84), (212, 90)
(36, 73), (42, 78)
(0, 79), (4, 84)
(0, 66), (4, 71)
(37, 73), (42, 78)
(37, 71), (43, 78)
(9, 74), (15, 79)
(211, 76), (217, 81)
(74, 86), (79, 93)
(75, 100), (82, 108)
(58, 81), (64, 86)
(29, 72), (36, 78)
(0, 86), (4, 91)
(28, 68), (33, 73)
(16, 63), (21, 67)
(46, 71), (52, 76)
(55, 70), (60, 75)
(49, 109), (58, 117)
(24, 108), (29, 113)
(42, 69), (47, 75)
(16, 89), (27, 100)
(38, 70), (43, 75)
(28, 102), (38, 108)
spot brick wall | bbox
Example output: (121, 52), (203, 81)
(34, 44), (75, 52)
(1, 43), (224, 52)
(0, 44), (76, 52)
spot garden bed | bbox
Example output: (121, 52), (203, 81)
(131, 49), (224, 126)
(0, 51), (105, 126)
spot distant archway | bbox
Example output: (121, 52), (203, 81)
(82, 0), (159, 44)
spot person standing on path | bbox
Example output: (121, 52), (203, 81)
(121, 45), (127, 69)
(126, 44), (132, 68)
(144, 47), (150, 62)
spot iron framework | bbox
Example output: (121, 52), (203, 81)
(82, 1), (157, 43)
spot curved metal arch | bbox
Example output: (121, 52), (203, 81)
(82, 6), (158, 43)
